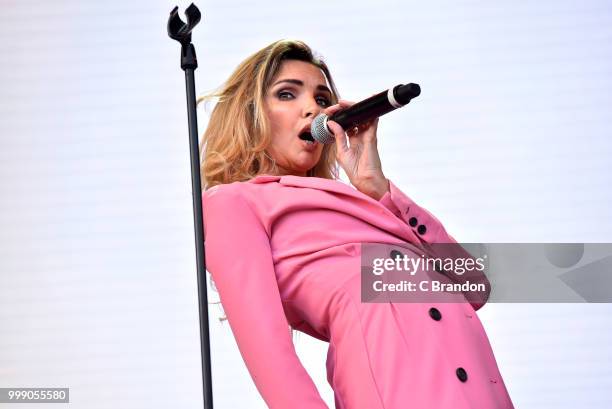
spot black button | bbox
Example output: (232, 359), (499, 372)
(408, 217), (418, 227)
(428, 307), (442, 321)
(417, 224), (427, 235)
(456, 367), (468, 382)
(390, 250), (404, 260)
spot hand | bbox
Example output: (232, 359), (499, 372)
(324, 100), (390, 200)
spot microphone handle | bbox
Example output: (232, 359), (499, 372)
(331, 83), (420, 130)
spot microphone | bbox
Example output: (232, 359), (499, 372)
(310, 83), (421, 144)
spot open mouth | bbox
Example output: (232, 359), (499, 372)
(299, 131), (316, 144)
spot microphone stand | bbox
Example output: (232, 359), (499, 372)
(167, 4), (214, 409)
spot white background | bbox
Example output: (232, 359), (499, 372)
(1, 0), (611, 408)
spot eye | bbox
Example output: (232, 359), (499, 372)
(316, 96), (331, 107)
(277, 90), (294, 100)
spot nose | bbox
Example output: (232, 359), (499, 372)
(302, 97), (322, 118)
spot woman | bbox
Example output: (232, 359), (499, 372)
(200, 40), (514, 409)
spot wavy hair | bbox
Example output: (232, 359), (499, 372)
(199, 39), (340, 190)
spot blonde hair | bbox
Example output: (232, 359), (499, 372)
(199, 39), (341, 190)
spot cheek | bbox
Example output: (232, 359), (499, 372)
(267, 108), (291, 137)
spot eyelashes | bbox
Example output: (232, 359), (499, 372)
(276, 90), (331, 107)
(277, 90), (294, 100)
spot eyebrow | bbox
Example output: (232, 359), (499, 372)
(272, 79), (332, 94)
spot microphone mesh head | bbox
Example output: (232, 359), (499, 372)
(311, 113), (335, 144)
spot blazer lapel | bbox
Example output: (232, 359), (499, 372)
(279, 175), (373, 202)
(249, 174), (375, 203)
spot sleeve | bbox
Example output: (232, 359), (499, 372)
(378, 179), (491, 310)
(378, 179), (449, 243)
(202, 188), (329, 409)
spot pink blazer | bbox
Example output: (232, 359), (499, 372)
(202, 174), (513, 409)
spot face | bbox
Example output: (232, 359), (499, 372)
(263, 60), (333, 177)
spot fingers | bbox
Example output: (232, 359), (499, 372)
(324, 99), (380, 146)
(324, 100), (359, 139)
(358, 117), (379, 133)
(345, 118), (379, 138)
(323, 100), (379, 133)
(337, 99), (355, 107)
(327, 120), (348, 153)
(323, 99), (355, 117)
